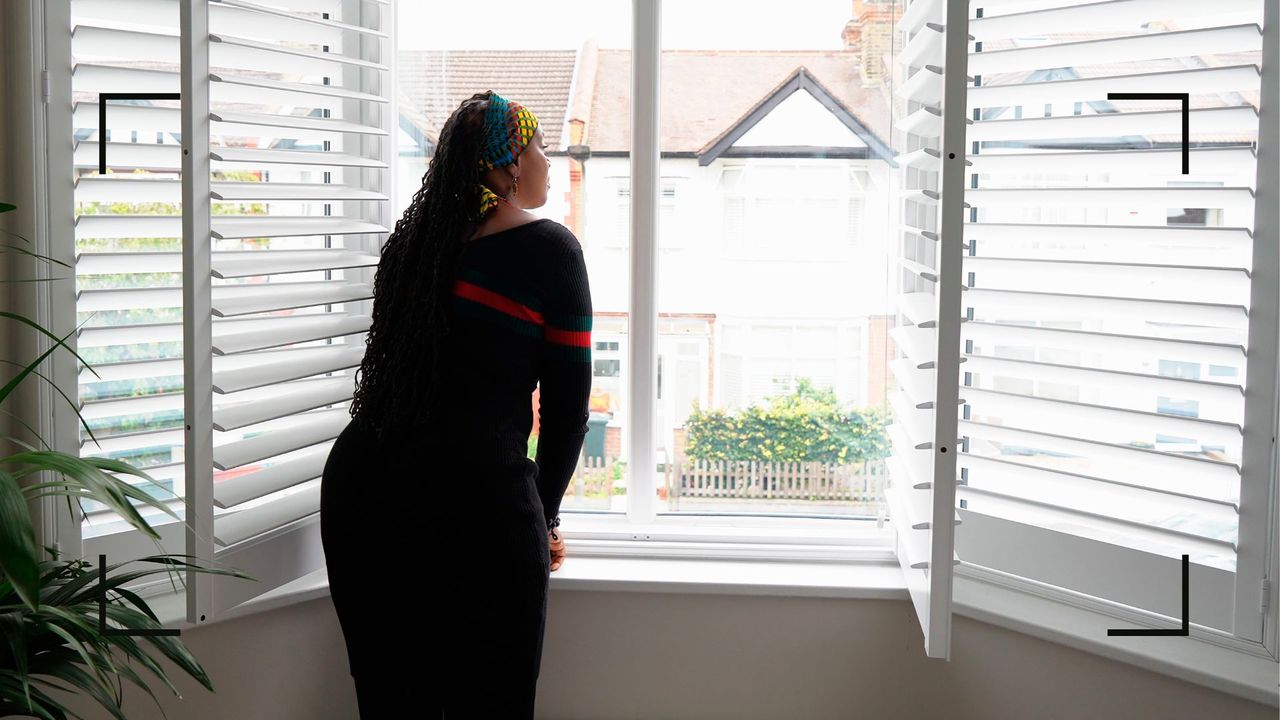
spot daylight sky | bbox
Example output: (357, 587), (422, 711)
(396, 1), (857, 51)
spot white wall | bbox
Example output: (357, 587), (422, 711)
(53, 590), (1275, 719)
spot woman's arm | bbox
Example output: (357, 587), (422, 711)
(534, 235), (593, 529)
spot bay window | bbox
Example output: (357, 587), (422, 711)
(22, 0), (1278, 702)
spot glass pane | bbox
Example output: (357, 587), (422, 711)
(396, 2), (631, 517)
(655, 1), (895, 519)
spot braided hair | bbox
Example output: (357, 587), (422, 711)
(348, 91), (500, 448)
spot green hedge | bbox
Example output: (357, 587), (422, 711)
(684, 378), (888, 464)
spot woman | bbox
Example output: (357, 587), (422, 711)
(320, 90), (593, 718)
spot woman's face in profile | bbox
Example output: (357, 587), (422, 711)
(490, 125), (551, 210)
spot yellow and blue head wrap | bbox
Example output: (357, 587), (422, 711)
(476, 92), (540, 218)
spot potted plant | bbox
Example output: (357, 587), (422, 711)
(0, 202), (253, 719)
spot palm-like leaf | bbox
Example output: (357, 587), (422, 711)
(2, 200), (261, 719)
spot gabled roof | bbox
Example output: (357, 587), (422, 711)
(396, 49), (578, 150)
(696, 65), (893, 165)
(583, 48), (892, 159)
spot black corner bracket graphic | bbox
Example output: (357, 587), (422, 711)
(98, 93), (182, 174)
(1107, 554), (1190, 637)
(1106, 92), (1190, 174)
(97, 554), (182, 637)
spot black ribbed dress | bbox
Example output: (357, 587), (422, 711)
(319, 217), (593, 718)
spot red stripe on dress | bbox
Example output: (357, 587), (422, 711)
(453, 280), (545, 325)
(545, 327), (591, 348)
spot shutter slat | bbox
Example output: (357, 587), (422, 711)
(889, 390), (937, 450)
(902, 65), (946, 105)
(210, 110), (388, 136)
(213, 443), (332, 509)
(74, 142), (181, 171)
(212, 346), (364, 394)
(891, 358), (964, 409)
(210, 72), (387, 105)
(75, 177), (179, 203)
(901, 23), (946, 68)
(213, 0), (388, 40)
(75, 212), (180, 238)
(889, 325), (939, 369)
(212, 249), (380, 278)
(888, 424), (936, 489)
(957, 488), (1236, 560)
(211, 280), (372, 317)
(80, 249), (380, 277)
(211, 33), (388, 71)
(213, 483), (321, 548)
(901, 0), (941, 34)
(214, 376), (354, 431)
(212, 314), (371, 355)
(964, 256), (1250, 305)
(72, 24), (178, 62)
(80, 428), (183, 455)
(959, 419), (1241, 501)
(969, 65), (1259, 109)
(210, 182), (387, 202)
(963, 223), (1253, 264)
(212, 409), (348, 470)
(73, 102), (177, 134)
(962, 320), (1246, 368)
(967, 147), (1256, 178)
(963, 354), (1244, 419)
(79, 357), (182, 384)
(966, 187), (1255, 209)
(77, 287), (181, 312)
(968, 106), (1258, 142)
(963, 386), (1242, 450)
(898, 255), (938, 282)
(210, 147), (388, 168)
(897, 291), (940, 328)
(965, 287), (1248, 328)
(958, 453), (1238, 532)
(968, 24), (1263, 75)
(79, 321), (183, 348)
(969, 0), (1259, 40)
(210, 216), (388, 239)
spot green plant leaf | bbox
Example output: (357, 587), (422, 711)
(6, 451), (176, 537)
(0, 203), (15, 214)
(0, 311), (101, 382)
(0, 469), (40, 610)
(0, 613), (31, 709)
(0, 243), (72, 268)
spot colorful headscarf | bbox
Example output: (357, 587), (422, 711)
(476, 92), (540, 218)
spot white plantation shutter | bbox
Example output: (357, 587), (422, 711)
(885, 0), (970, 658)
(67, 0), (393, 620)
(71, 1), (191, 560)
(955, 0), (1274, 639)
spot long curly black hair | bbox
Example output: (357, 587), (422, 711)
(348, 91), (503, 448)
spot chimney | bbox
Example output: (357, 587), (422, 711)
(848, 0), (900, 87)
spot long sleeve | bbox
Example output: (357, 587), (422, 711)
(534, 236), (593, 527)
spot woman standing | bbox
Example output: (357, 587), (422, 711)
(320, 90), (593, 718)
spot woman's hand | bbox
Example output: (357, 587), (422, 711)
(548, 527), (565, 572)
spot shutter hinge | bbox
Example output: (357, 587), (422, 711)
(41, 70), (50, 104)
(1262, 579), (1272, 613)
